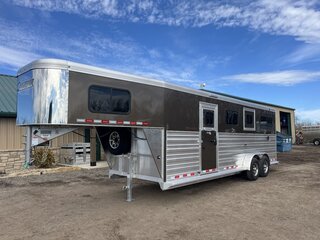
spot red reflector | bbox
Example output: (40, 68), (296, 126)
(130, 121), (136, 125)
(175, 175), (180, 179)
(85, 119), (93, 123)
(117, 120), (124, 124)
(102, 120), (109, 124)
(183, 174), (187, 177)
(191, 173), (195, 176)
(143, 122), (149, 126)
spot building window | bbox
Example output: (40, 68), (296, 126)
(89, 86), (130, 114)
(243, 108), (255, 131)
(226, 110), (238, 125)
(203, 109), (214, 128)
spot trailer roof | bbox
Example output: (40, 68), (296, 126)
(0, 74), (17, 117)
(18, 59), (275, 112)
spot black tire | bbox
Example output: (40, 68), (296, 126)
(259, 156), (270, 177)
(313, 139), (320, 146)
(106, 128), (131, 155)
(246, 157), (260, 181)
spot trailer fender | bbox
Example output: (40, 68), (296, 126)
(241, 153), (266, 171)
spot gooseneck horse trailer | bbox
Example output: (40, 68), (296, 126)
(17, 59), (278, 200)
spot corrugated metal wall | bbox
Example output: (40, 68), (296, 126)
(0, 118), (24, 150)
(0, 118), (84, 150)
(51, 130), (85, 147)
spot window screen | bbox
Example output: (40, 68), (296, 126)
(226, 110), (238, 125)
(244, 109), (255, 130)
(203, 110), (214, 128)
(89, 86), (130, 114)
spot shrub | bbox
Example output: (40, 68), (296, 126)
(32, 148), (55, 168)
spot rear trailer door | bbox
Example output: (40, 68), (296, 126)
(200, 102), (218, 171)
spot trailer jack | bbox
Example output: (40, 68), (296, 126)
(123, 153), (134, 202)
(123, 176), (133, 202)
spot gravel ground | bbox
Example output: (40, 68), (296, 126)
(0, 145), (319, 240)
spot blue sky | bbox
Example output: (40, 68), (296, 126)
(1, 0), (320, 123)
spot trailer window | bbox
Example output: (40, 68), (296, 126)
(243, 108), (255, 131)
(259, 115), (274, 133)
(203, 110), (214, 128)
(260, 116), (273, 126)
(89, 86), (130, 114)
(226, 110), (238, 125)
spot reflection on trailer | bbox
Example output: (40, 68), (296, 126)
(17, 59), (278, 200)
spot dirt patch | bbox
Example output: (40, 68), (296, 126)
(0, 166), (82, 179)
(0, 145), (319, 240)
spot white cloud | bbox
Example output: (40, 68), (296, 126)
(12, 0), (320, 43)
(296, 109), (320, 124)
(222, 70), (320, 86)
(283, 44), (320, 64)
(0, 17), (206, 85)
(0, 46), (42, 69)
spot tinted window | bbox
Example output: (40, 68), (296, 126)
(226, 110), (238, 125)
(244, 109), (255, 130)
(89, 86), (130, 114)
(203, 110), (214, 128)
(111, 88), (130, 113)
(260, 116), (273, 125)
(259, 115), (274, 133)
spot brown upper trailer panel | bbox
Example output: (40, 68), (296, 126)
(17, 59), (275, 111)
(16, 59), (275, 130)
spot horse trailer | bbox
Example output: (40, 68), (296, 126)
(17, 59), (278, 200)
(302, 125), (320, 146)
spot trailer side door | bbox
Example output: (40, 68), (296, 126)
(200, 102), (218, 171)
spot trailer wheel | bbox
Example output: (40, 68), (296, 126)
(107, 128), (131, 155)
(246, 157), (260, 181)
(259, 156), (270, 177)
(313, 139), (320, 146)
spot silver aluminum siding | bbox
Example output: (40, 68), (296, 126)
(218, 133), (277, 167)
(166, 131), (200, 180)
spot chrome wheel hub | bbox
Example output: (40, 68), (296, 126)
(252, 163), (259, 177)
(263, 162), (269, 173)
